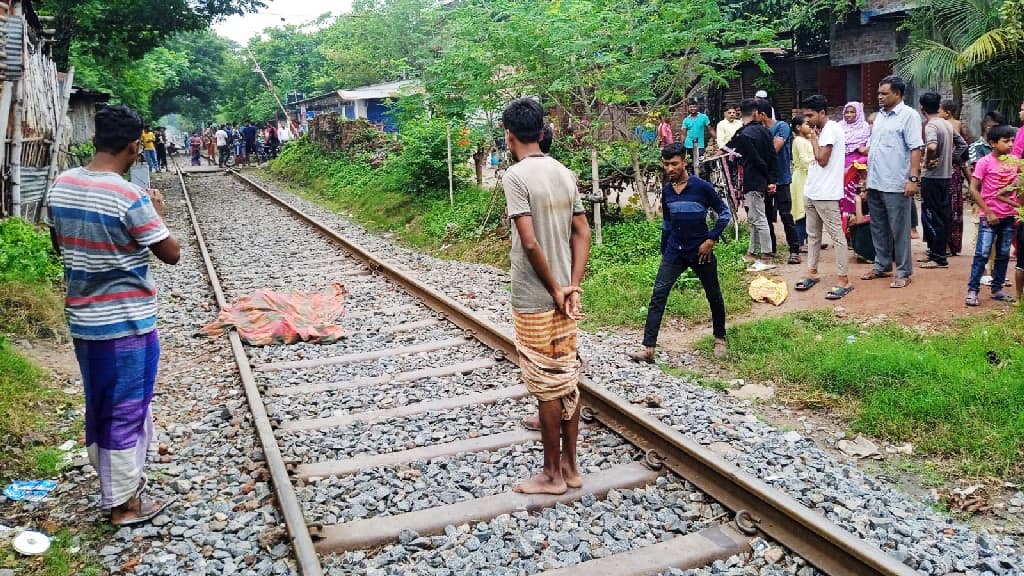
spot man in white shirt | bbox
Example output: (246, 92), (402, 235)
(215, 125), (229, 167)
(796, 94), (852, 299)
(716, 104), (742, 147)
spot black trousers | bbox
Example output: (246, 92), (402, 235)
(921, 177), (951, 264)
(765, 183), (799, 254)
(642, 255), (726, 347)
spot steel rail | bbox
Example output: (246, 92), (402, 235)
(175, 169), (324, 576)
(229, 169), (919, 576)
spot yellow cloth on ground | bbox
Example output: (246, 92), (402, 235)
(512, 309), (581, 420)
(749, 274), (788, 306)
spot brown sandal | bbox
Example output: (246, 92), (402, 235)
(860, 270), (892, 280)
(889, 277), (912, 288)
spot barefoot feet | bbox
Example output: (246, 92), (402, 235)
(561, 456), (582, 489)
(513, 472), (567, 495)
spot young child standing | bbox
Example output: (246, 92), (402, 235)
(966, 125), (1019, 305)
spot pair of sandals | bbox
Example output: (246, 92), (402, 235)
(794, 277), (854, 300)
(965, 291), (1017, 306)
(860, 270), (911, 288)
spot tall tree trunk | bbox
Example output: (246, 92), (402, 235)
(630, 147), (652, 218)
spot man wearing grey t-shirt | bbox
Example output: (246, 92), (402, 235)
(503, 98), (591, 495)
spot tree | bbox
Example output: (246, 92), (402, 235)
(34, 0), (266, 71)
(150, 31), (239, 123)
(430, 0), (774, 221)
(318, 0), (440, 89)
(896, 0), (1024, 109)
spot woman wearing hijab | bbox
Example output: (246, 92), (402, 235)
(841, 102), (871, 218)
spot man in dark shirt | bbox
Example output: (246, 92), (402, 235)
(241, 120), (258, 166)
(728, 98), (778, 272)
(759, 99), (800, 263)
(629, 142), (731, 363)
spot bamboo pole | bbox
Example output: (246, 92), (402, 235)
(40, 66), (72, 222)
(446, 121), (453, 207)
(10, 76), (22, 217)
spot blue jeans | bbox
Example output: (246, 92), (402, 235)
(967, 216), (1015, 293)
(144, 149), (159, 172)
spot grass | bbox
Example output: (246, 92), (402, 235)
(0, 280), (66, 338)
(706, 310), (1024, 480)
(659, 364), (730, 391)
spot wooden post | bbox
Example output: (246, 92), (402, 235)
(10, 77), (23, 218)
(0, 79), (14, 214)
(446, 122), (454, 207)
(590, 146), (602, 245)
(41, 66), (73, 222)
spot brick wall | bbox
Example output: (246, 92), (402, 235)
(831, 21), (902, 66)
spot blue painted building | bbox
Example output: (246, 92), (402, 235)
(291, 80), (421, 133)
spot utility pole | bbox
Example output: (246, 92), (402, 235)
(246, 47), (298, 139)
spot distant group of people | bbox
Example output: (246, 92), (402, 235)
(187, 120), (281, 167)
(139, 125), (170, 173)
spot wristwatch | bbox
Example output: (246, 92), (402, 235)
(908, 176), (921, 183)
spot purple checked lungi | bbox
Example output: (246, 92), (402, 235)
(73, 330), (159, 508)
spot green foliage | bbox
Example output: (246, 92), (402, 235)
(897, 0), (1024, 107)
(716, 311), (1024, 479)
(390, 116), (472, 195)
(68, 141), (96, 166)
(0, 218), (61, 284)
(319, 0), (439, 89)
(38, 0), (265, 71)
(421, 187), (504, 241)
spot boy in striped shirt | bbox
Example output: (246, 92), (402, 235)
(47, 104), (180, 526)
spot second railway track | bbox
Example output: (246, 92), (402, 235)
(177, 167), (924, 576)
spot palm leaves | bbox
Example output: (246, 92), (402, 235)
(896, 0), (1024, 107)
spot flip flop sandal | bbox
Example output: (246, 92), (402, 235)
(919, 261), (948, 268)
(991, 292), (1017, 303)
(825, 285), (854, 300)
(787, 254), (801, 265)
(889, 277), (911, 288)
(860, 271), (892, 280)
(111, 495), (175, 527)
(794, 277), (819, 291)
(965, 292), (979, 306)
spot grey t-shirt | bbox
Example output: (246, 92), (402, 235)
(923, 116), (954, 179)
(504, 155), (585, 313)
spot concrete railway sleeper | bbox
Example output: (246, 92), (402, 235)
(176, 166), (918, 576)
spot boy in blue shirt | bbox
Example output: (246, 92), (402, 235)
(630, 143), (731, 363)
(681, 98), (714, 173)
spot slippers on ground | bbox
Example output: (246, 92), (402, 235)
(965, 292), (979, 307)
(919, 261), (948, 269)
(825, 285), (854, 300)
(794, 277), (819, 291)
(860, 270), (892, 280)
(111, 495), (175, 527)
(787, 254), (801, 265)
(889, 277), (911, 288)
(520, 416), (540, 431)
(992, 292), (1017, 303)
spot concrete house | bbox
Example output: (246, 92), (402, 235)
(291, 80), (421, 133)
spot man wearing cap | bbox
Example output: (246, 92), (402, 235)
(680, 98), (714, 175)
(755, 90), (777, 121)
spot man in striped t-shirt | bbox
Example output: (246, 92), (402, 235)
(47, 104), (180, 526)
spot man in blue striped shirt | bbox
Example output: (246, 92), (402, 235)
(630, 143), (731, 363)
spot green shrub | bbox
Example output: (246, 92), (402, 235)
(0, 218), (61, 284)
(421, 186), (503, 241)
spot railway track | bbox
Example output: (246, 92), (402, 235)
(176, 167), (919, 576)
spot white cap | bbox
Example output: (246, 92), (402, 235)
(755, 90), (768, 98)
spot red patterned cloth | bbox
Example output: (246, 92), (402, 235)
(202, 283), (348, 346)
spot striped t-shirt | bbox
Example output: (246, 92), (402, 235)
(47, 167), (170, 340)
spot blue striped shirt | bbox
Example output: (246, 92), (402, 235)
(660, 177), (731, 262)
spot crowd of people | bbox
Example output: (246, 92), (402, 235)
(184, 120), (282, 168)
(629, 74), (1024, 364)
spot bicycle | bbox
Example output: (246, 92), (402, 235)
(701, 146), (743, 242)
